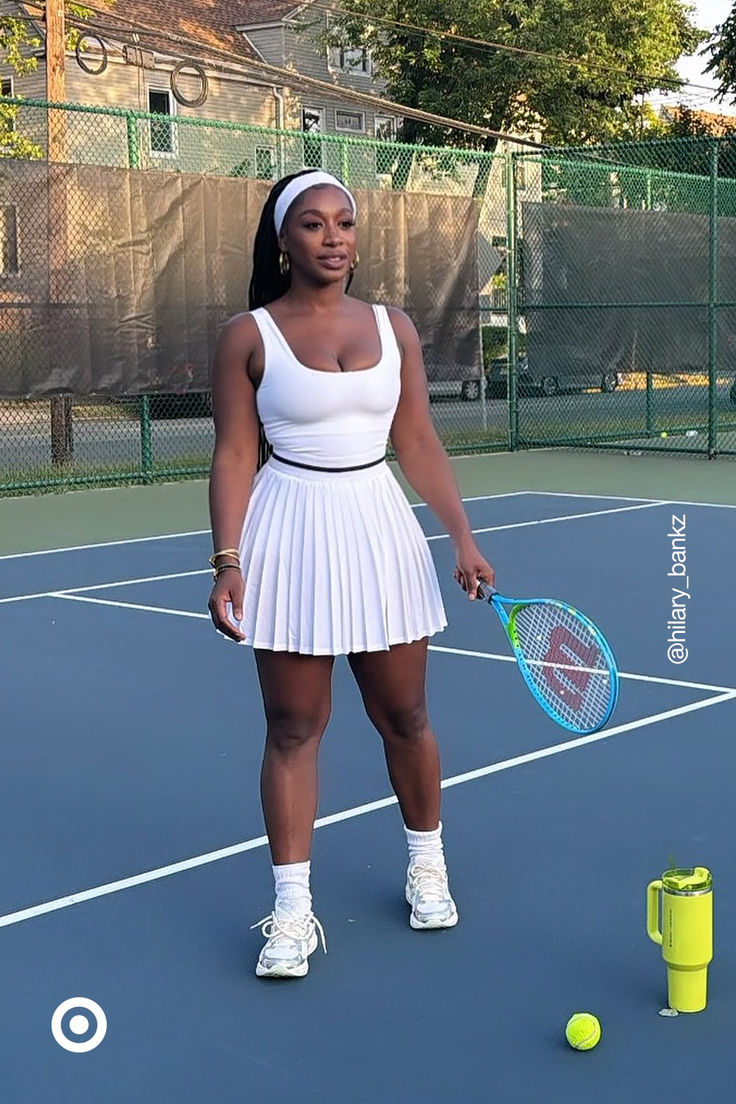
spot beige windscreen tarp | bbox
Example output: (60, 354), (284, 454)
(0, 161), (480, 396)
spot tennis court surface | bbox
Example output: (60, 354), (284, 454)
(1, 450), (735, 1103)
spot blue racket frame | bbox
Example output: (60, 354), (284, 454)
(477, 584), (620, 735)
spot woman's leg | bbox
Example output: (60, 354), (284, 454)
(347, 639), (439, 831)
(347, 639), (457, 929)
(251, 650), (334, 978)
(254, 649), (334, 864)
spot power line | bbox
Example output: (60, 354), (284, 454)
(309, 0), (720, 97)
(15, 0), (734, 141)
(14, 0), (723, 98)
(19, 0), (546, 147)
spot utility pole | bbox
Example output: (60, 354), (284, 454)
(46, 0), (73, 466)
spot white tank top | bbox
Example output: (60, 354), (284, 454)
(250, 304), (402, 467)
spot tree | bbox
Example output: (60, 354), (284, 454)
(318, 0), (704, 148)
(0, 3), (95, 158)
(705, 2), (736, 97)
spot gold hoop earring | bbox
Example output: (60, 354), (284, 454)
(350, 251), (360, 272)
(279, 250), (290, 275)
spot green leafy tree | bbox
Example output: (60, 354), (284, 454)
(0, 3), (95, 158)
(318, 0), (704, 148)
(705, 2), (736, 96)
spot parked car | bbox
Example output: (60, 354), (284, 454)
(486, 355), (621, 398)
(485, 355), (535, 398)
(427, 374), (484, 402)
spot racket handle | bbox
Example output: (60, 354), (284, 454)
(476, 581), (497, 602)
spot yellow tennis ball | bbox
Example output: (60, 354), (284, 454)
(565, 1012), (601, 1050)
(660, 431), (668, 438)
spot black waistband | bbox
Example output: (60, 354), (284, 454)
(271, 453), (386, 473)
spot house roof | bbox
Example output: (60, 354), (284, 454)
(89, 2), (262, 62)
(20, 1), (312, 65)
(660, 105), (736, 137)
(234, 1), (304, 23)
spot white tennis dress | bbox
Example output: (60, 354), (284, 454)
(235, 303), (447, 654)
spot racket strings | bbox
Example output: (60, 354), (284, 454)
(511, 603), (613, 731)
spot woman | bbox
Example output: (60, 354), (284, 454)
(208, 169), (495, 979)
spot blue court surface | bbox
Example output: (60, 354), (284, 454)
(2, 489), (735, 1102)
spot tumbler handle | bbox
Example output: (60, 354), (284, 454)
(647, 879), (663, 945)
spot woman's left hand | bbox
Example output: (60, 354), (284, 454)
(453, 540), (496, 600)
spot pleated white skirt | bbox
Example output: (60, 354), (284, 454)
(236, 457), (447, 654)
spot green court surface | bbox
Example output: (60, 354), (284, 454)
(1, 449), (734, 556)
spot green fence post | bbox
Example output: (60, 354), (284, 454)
(707, 139), (719, 458)
(127, 109), (152, 481)
(139, 396), (153, 482)
(340, 138), (350, 185)
(505, 151), (519, 451)
(643, 172), (654, 438)
(126, 111), (140, 169)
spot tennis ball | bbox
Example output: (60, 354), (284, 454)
(565, 1012), (601, 1050)
(660, 431), (668, 438)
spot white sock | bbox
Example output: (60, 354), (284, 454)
(273, 860), (312, 918)
(404, 822), (445, 867)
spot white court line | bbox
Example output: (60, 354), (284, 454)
(0, 529), (210, 562)
(2, 500), (667, 605)
(0, 569), (211, 605)
(425, 499), (667, 540)
(49, 597), (736, 696)
(428, 644), (736, 695)
(1, 488), (732, 565)
(0, 491), (533, 563)
(1, 689), (732, 930)
(32, 594), (734, 697)
(54, 593), (211, 620)
(529, 490), (736, 510)
(528, 490), (665, 504)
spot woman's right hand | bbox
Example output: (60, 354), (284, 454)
(208, 568), (246, 643)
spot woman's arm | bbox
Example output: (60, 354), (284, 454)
(387, 307), (495, 598)
(208, 314), (261, 640)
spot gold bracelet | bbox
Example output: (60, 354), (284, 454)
(213, 563), (241, 580)
(208, 548), (240, 567)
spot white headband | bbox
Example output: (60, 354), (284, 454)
(273, 172), (357, 236)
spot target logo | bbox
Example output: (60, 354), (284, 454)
(51, 998), (107, 1052)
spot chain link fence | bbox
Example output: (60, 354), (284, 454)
(509, 137), (736, 457)
(0, 96), (511, 494)
(1, 100), (736, 495)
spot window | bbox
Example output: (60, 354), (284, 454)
(255, 147), (275, 179)
(328, 44), (371, 74)
(301, 106), (324, 169)
(1, 77), (14, 134)
(374, 115), (395, 142)
(0, 205), (19, 276)
(148, 88), (176, 156)
(335, 110), (365, 133)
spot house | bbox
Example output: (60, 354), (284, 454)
(658, 105), (736, 137)
(0, 0), (399, 175)
(1, 0), (540, 347)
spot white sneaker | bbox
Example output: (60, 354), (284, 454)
(405, 859), (459, 930)
(250, 910), (327, 978)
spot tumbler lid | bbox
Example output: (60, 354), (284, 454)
(662, 867), (712, 894)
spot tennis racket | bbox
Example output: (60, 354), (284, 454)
(476, 584), (619, 734)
